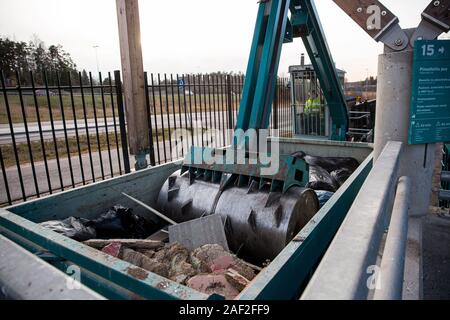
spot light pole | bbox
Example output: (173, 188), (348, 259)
(93, 45), (100, 77)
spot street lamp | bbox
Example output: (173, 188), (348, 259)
(93, 45), (100, 77)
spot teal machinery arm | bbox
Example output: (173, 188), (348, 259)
(235, 0), (349, 141)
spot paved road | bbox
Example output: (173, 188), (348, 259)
(0, 108), (292, 145)
(0, 110), (292, 204)
(0, 128), (247, 204)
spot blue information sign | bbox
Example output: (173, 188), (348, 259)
(409, 40), (450, 145)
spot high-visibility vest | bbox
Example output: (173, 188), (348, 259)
(305, 97), (321, 113)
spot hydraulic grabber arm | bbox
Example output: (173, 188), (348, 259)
(236, 0), (349, 140)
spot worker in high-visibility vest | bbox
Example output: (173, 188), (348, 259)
(303, 90), (321, 135)
(305, 90), (321, 113)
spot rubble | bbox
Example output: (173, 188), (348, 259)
(98, 241), (259, 299)
(186, 274), (240, 300)
(101, 242), (122, 258)
(190, 244), (256, 281)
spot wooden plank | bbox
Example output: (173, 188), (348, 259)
(84, 239), (164, 250)
(116, 0), (149, 155)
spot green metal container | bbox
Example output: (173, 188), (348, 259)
(0, 139), (373, 300)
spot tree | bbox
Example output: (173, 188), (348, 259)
(81, 69), (89, 85)
(0, 38), (31, 81)
(0, 35), (79, 85)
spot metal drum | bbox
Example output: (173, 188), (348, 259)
(157, 170), (319, 263)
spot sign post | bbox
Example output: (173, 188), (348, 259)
(409, 40), (450, 145)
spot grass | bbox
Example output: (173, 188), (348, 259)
(0, 93), (243, 124)
(0, 128), (175, 168)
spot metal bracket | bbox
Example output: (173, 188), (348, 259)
(332, 0), (409, 51)
(333, 0), (450, 51)
(410, 0), (450, 46)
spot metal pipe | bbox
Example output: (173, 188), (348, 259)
(373, 176), (411, 300)
(121, 192), (177, 226)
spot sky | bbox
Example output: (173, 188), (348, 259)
(0, 0), (448, 81)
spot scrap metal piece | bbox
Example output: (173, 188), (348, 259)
(168, 214), (229, 251)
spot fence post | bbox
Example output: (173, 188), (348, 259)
(114, 70), (131, 174)
(273, 80), (279, 130)
(144, 72), (156, 166)
(226, 75), (233, 130)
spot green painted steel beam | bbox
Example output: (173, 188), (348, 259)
(0, 209), (222, 300)
(235, 1), (269, 132)
(248, 0), (291, 130)
(291, 0), (349, 140)
(284, 18), (294, 43)
(236, 0), (292, 134)
(236, 0), (348, 141)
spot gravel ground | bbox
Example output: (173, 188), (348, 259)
(423, 213), (450, 300)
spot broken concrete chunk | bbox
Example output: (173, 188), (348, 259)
(121, 247), (169, 278)
(121, 248), (145, 266)
(101, 242), (122, 258)
(190, 244), (256, 280)
(210, 255), (235, 272)
(137, 249), (155, 258)
(140, 258), (169, 278)
(99, 241), (258, 297)
(225, 268), (250, 292)
(186, 274), (240, 300)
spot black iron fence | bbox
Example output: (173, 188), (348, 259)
(0, 70), (130, 206)
(143, 73), (292, 165)
(0, 70), (292, 206)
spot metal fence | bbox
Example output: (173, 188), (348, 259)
(0, 70), (292, 206)
(0, 70), (130, 206)
(347, 99), (376, 143)
(143, 73), (292, 165)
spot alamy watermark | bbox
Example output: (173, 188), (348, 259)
(169, 123), (281, 175)
(66, 265), (82, 290)
(366, 265), (382, 290)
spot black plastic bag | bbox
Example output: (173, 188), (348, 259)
(291, 152), (359, 173)
(306, 165), (339, 192)
(331, 168), (354, 186)
(315, 191), (335, 208)
(89, 205), (155, 239)
(41, 206), (156, 241)
(40, 217), (96, 241)
(306, 156), (359, 173)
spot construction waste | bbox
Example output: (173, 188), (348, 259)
(86, 240), (257, 300)
(292, 151), (359, 192)
(40, 206), (158, 241)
